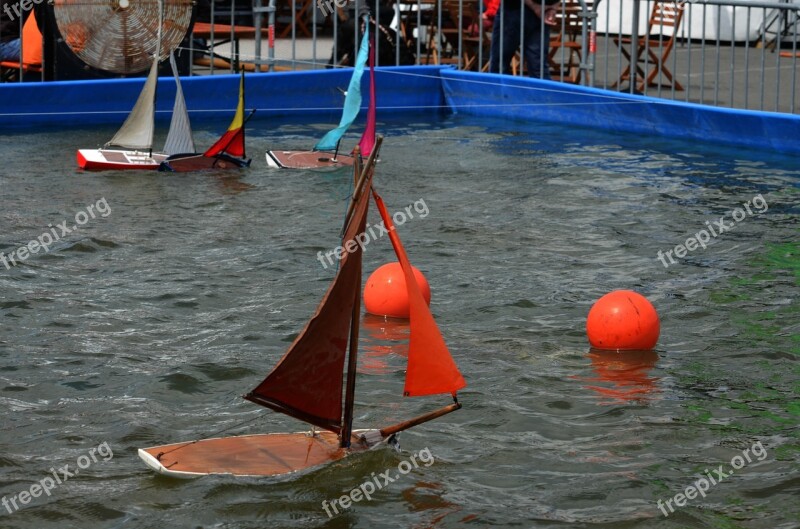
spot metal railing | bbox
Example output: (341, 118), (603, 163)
(2, 0), (797, 114)
(187, 0), (796, 113)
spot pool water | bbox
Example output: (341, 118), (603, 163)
(0, 113), (798, 528)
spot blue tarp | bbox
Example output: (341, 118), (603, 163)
(0, 66), (798, 156)
(440, 70), (800, 156)
(0, 66), (448, 129)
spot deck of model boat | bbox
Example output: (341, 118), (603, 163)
(140, 431), (368, 477)
(267, 150), (355, 169)
(77, 149), (168, 170)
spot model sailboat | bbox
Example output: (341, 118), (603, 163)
(265, 14), (377, 170)
(77, 1), (195, 171)
(138, 136), (466, 478)
(159, 71), (252, 172)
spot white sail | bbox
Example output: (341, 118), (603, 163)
(107, 0), (163, 151)
(106, 57), (159, 150)
(163, 53), (196, 155)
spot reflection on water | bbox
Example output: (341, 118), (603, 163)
(359, 314), (409, 375)
(213, 172), (256, 193)
(582, 349), (660, 405)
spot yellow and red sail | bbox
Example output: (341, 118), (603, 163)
(204, 72), (246, 158)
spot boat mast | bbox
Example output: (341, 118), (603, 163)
(339, 147), (362, 449)
(150, 0), (164, 158)
(339, 256), (361, 448)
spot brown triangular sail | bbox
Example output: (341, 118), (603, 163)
(371, 190), (467, 397)
(244, 169), (373, 433)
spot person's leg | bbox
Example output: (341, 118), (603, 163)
(489, 5), (522, 75)
(0, 39), (21, 62)
(522, 8), (550, 79)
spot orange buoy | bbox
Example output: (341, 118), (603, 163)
(586, 290), (660, 350)
(364, 262), (431, 319)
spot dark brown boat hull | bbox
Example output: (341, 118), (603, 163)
(159, 153), (251, 172)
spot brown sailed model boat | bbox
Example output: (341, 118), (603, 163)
(138, 136), (466, 478)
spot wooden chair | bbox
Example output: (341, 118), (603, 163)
(548, 0), (593, 84)
(276, 0), (313, 38)
(425, 0), (479, 66)
(460, 2), (493, 71)
(613, 1), (684, 91)
(1, 12), (42, 82)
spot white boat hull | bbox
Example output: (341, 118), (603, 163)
(77, 148), (168, 171)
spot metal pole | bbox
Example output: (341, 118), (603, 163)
(269, 0), (275, 71)
(210, 1), (215, 74)
(17, 9), (23, 82)
(630, 0), (640, 93)
(230, 0), (235, 72)
(253, 0), (275, 71)
(255, 0), (263, 70)
(582, 0), (597, 87)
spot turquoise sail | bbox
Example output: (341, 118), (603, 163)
(314, 21), (370, 152)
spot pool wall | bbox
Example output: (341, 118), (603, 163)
(440, 70), (800, 156)
(1, 65), (798, 157)
(0, 66), (448, 128)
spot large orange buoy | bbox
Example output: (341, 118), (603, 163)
(364, 262), (431, 319)
(586, 290), (660, 350)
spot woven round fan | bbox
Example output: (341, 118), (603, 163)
(52, 0), (193, 74)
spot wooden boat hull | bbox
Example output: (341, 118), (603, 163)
(265, 150), (356, 170)
(77, 149), (167, 171)
(138, 429), (384, 479)
(158, 153), (251, 172)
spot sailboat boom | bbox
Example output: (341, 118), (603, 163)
(378, 403), (462, 439)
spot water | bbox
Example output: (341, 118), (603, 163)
(1, 114), (798, 529)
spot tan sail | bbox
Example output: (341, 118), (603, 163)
(106, 56), (158, 150)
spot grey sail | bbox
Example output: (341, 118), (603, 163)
(163, 53), (196, 155)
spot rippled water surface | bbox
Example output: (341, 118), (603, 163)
(1, 114), (798, 529)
